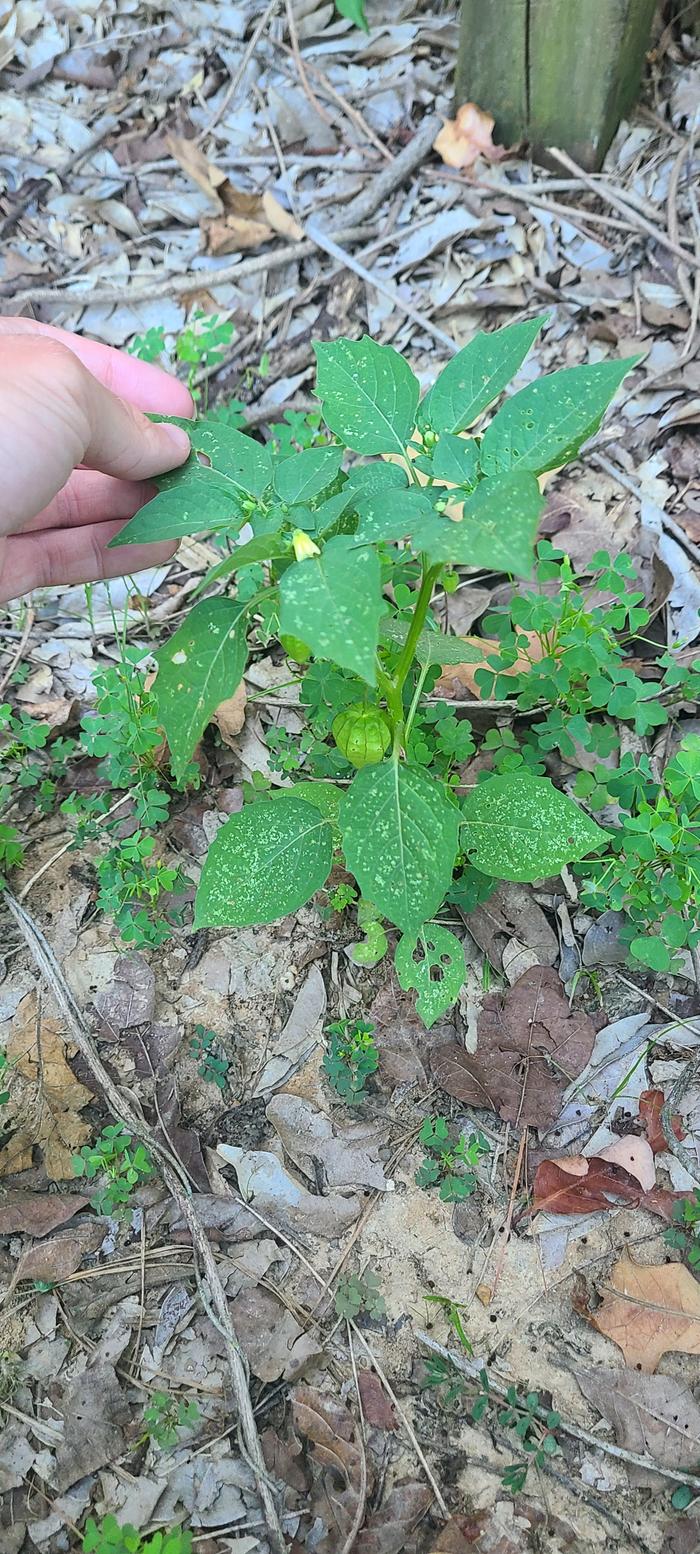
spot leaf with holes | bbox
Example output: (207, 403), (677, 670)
(480, 357), (638, 478)
(395, 924), (466, 1026)
(155, 597), (250, 783)
(111, 416), (273, 545)
(461, 771), (606, 881)
(314, 336), (419, 456)
(419, 315), (546, 434)
(195, 795), (333, 928)
(279, 535), (383, 685)
(353, 486), (436, 544)
(412, 472), (543, 577)
(431, 433), (481, 489)
(341, 762), (460, 934)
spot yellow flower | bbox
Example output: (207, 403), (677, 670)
(292, 529), (320, 562)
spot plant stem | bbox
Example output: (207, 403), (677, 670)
(394, 562), (440, 694)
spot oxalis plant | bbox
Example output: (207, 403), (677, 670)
(111, 319), (637, 1027)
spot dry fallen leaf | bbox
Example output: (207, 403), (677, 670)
(10, 1222), (104, 1293)
(292, 1384), (369, 1554)
(639, 1088), (685, 1154)
(577, 1366), (700, 1480)
(433, 102), (506, 171)
(598, 1135), (656, 1191)
(529, 1153), (676, 1221)
(436, 630), (544, 699)
(357, 1370), (397, 1432)
(432, 966), (596, 1126)
(166, 130), (302, 252)
(356, 1479), (432, 1553)
(583, 1252), (700, 1372)
(0, 1189), (88, 1236)
(212, 681), (247, 746)
(1, 991), (92, 1180)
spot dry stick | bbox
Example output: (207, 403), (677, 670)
(200, 0), (281, 139)
(284, 0), (332, 127)
(590, 450), (700, 570)
(660, 1044), (700, 1179)
(305, 220), (458, 352)
(341, 1324), (368, 1554)
(4, 892), (287, 1554)
(418, 1332), (700, 1494)
(666, 133), (697, 313)
(275, 38), (393, 162)
(10, 112), (442, 311)
(548, 146), (700, 271)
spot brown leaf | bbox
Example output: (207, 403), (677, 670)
(530, 1152), (676, 1222)
(11, 1222), (104, 1291)
(357, 1369), (397, 1431)
(1, 992), (92, 1181)
(356, 1479), (432, 1553)
(639, 1088), (685, 1154)
(431, 966), (596, 1126)
(292, 1384), (368, 1553)
(93, 953), (155, 1032)
(576, 1367), (700, 1481)
(433, 103), (506, 171)
(228, 1286), (322, 1382)
(262, 188), (303, 241)
(428, 1518), (485, 1552)
(584, 1252), (700, 1372)
(206, 214), (273, 254)
(598, 1135), (656, 1191)
(165, 133), (227, 206)
(0, 1190), (88, 1236)
(54, 1362), (130, 1491)
(436, 631), (543, 700)
(212, 681), (247, 745)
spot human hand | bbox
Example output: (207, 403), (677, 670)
(0, 317), (194, 604)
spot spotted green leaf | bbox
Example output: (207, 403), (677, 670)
(314, 336), (419, 456)
(111, 416), (273, 546)
(480, 357), (638, 478)
(395, 924), (466, 1027)
(354, 487), (435, 543)
(194, 530), (289, 595)
(279, 535), (383, 686)
(342, 762), (460, 933)
(194, 795), (333, 927)
(412, 472), (543, 577)
(419, 316), (546, 434)
(431, 433), (481, 489)
(461, 771), (606, 882)
(155, 597), (249, 783)
(273, 446), (344, 505)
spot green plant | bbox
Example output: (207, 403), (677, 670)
(415, 1116), (489, 1202)
(421, 1356), (559, 1491)
(72, 1123), (154, 1217)
(109, 323), (640, 1023)
(141, 1389), (200, 1449)
(0, 1051), (10, 1108)
(665, 1188), (700, 1268)
(82, 1515), (192, 1554)
(424, 1292), (473, 1353)
(336, 0), (368, 29)
(129, 311), (235, 404)
(323, 1018), (379, 1100)
(421, 1351), (470, 1409)
(190, 1024), (230, 1090)
(335, 1268), (385, 1320)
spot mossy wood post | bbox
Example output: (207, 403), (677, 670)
(455, 0), (656, 170)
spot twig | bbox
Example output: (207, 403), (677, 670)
(590, 451), (700, 569)
(418, 1332), (700, 1493)
(666, 133), (697, 312)
(660, 1044), (700, 1180)
(0, 607), (34, 695)
(199, 0), (281, 138)
(341, 1324), (368, 1554)
(4, 892), (287, 1554)
(304, 220), (457, 352)
(548, 146), (700, 272)
(350, 1322), (448, 1519)
(284, 0), (332, 127)
(275, 39), (392, 162)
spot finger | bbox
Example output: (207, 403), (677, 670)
(0, 336), (191, 529)
(0, 521), (177, 604)
(0, 316), (194, 416)
(21, 470), (154, 533)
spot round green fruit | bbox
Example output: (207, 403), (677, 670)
(332, 704), (392, 768)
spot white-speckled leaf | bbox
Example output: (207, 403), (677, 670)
(462, 772), (607, 882)
(354, 487), (435, 543)
(194, 796), (333, 927)
(419, 316), (546, 435)
(273, 446), (344, 505)
(342, 762), (460, 933)
(395, 924), (466, 1027)
(480, 357), (638, 478)
(111, 416), (273, 547)
(155, 597), (249, 783)
(314, 336), (419, 456)
(412, 473), (543, 577)
(279, 535), (383, 686)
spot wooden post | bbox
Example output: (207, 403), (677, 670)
(455, 0), (656, 171)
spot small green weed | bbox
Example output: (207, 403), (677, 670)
(141, 1389), (200, 1449)
(323, 1018), (378, 1101)
(423, 1292), (473, 1353)
(415, 1116), (489, 1202)
(421, 1355), (559, 1491)
(335, 1268), (385, 1320)
(0, 1050), (12, 1109)
(0, 1349), (20, 1401)
(665, 1189), (700, 1268)
(72, 1123), (154, 1217)
(190, 1024), (230, 1091)
(82, 1514), (192, 1554)
(129, 310), (235, 404)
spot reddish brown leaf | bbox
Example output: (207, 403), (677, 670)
(530, 1155), (678, 1222)
(429, 1517), (485, 1551)
(0, 1190), (88, 1236)
(357, 1369), (398, 1431)
(11, 1222), (104, 1290)
(292, 1384), (369, 1553)
(582, 1252), (700, 1372)
(431, 966), (596, 1126)
(356, 1480), (432, 1553)
(639, 1088), (685, 1154)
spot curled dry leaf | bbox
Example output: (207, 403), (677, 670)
(431, 966), (596, 1126)
(166, 130), (302, 252)
(433, 102), (506, 171)
(529, 1153), (677, 1222)
(576, 1367), (700, 1480)
(1, 991), (92, 1181)
(581, 1252), (700, 1372)
(292, 1383), (368, 1553)
(357, 1369), (397, 1431)
(0, 1190), (88, 1236)
(639, 1088), (685, 1154)
(10, 1221), (104, 1293)
(212, 681), (247, 746)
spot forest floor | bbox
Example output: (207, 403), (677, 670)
(1, 4), (700, 1553)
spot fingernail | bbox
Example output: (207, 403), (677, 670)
(158, 422), (191, 462)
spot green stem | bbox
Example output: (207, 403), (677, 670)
(404, 662), (430, 746)
(376, 664), (403, 731)
(394, 562), (441, 694)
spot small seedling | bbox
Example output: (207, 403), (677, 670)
(666, 1189), (700, 1268)
(141, 1389), (200, 1449)
(0, 1051), (12, 1108)
(328, 880), (358, 913)
(190, 1024), (230, 1091)
(420, 1352), (470, 1410)
(423, 1292), (473, 1353)
(72, 1123), (154, 1217)
(335, 1268), (385, 1320)
(421, 1355), (559, 1490)
(82, 1515), (192, 1554)
(415, 1116), (490, 1202)
(323, 1018), (379, 1101)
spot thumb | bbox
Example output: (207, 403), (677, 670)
(78, 368), (191, 481)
